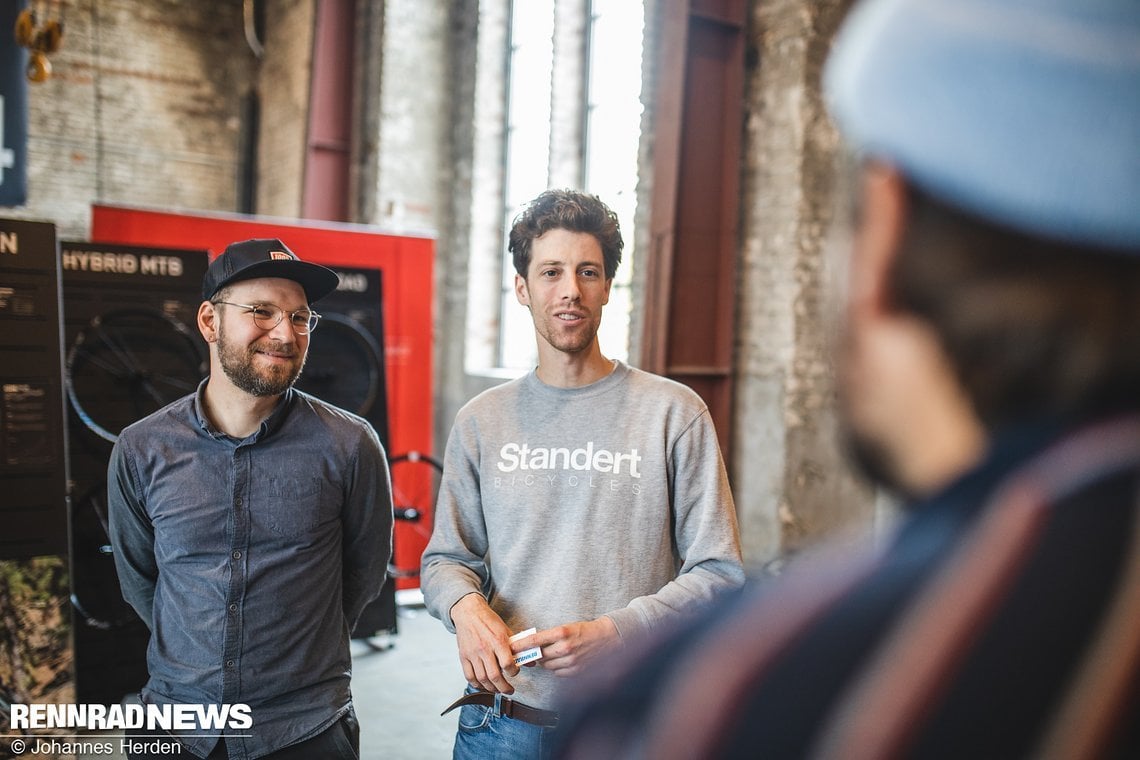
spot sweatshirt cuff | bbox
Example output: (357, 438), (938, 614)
(601, 606), (646, 641)
(439, 589), (484, 633)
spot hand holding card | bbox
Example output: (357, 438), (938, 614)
(510, 627), (543, 666)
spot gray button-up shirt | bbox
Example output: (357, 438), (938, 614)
(108, 380), (392, 760)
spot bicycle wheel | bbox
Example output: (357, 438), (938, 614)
(66, 309), (206, 443)
(387, 451), (443, 585)
(69, 481), (142, 630)
(294, 312), (383, 417)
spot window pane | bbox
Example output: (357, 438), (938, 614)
(500, 287), (538, 369)
(499, 0), (555, 370)
(585, 0), (645, 361)
(505, 1), (554, 207)
(598, 283), (632, 362)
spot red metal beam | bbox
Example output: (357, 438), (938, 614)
(303, 0), (355, 221)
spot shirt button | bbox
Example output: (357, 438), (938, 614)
(232, 550), (242, 560)
(234, 497), (242, 507)
(228, 603), (238, 613)
(226, 660), (235, 668)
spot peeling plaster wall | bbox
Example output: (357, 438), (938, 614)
(733, 0), (874, 566)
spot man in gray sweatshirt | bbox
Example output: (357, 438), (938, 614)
(421, 189), (745, 759)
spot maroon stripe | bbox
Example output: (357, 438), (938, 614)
(815, 415), (1140, 759)
(812, 481), (1049, 760)
(640, 543), (887, 760)
(1037, 484), (1140, 760)
(1022, 417), (1140, 499)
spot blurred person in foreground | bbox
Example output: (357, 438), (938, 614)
(554, 0), (1140, 757)
(421, 189), (744, 759)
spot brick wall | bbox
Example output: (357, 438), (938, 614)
(15, 0), (256, 239)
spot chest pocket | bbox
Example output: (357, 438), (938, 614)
(266, 476), (330, 538)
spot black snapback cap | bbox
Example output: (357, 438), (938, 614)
(202, 238), (340, 304)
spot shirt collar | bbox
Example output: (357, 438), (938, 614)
(192, 377), (295, 442)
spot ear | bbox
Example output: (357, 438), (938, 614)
(198, 300), (219, 343)
(850, 161), (909, 316)
(514, 273), (531, 307)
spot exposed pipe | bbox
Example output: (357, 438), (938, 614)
(244, 0), (264, 58)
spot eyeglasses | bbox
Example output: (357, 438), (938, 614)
(213, 301), (322, 335)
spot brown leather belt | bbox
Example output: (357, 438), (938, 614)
(441, 690), (559, 728)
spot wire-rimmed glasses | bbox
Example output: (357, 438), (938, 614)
(212, 301), (322, 335)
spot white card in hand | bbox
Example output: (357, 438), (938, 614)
(510, 627), (543, 665)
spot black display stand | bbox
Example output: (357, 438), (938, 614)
(0, 217), (68, 559)
(294, 265), (397, 640)
(60, 240), (209, 706)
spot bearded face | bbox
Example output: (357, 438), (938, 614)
(215, 311), (308, 397)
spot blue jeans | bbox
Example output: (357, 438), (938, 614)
(452, 689), (557, 760)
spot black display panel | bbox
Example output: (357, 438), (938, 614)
(294, 265), (397, 638)
(296, 265), (391, 451)
(0, 217), (68, 559)
(60, 240), (209, 706)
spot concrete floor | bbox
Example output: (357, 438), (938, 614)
(72, 598), (464, 760)
(352, 599), (463, 759)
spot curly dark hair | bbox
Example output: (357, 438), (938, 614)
(508, 189), (624, 279)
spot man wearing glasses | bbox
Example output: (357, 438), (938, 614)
(109, 239), (392, 760)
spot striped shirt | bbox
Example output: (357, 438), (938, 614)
(554, 410), (1140, 759)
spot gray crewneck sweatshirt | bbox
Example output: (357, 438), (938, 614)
(422, 361), (744, 709)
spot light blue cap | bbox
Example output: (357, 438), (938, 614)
(824, 0), (1140, 251)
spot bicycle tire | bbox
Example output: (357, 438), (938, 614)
(387, 450), (443, 580)
(69, 481), (145, 630)
(66, 308), (206, 443)
(294, 312), (383, 417)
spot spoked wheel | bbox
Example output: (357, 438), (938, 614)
(294, 313), (383, 417)
(69, 481), (142, 631)
(66, 309), (206, 442)
(387, 451), (443, 584)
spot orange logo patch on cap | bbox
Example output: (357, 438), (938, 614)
(269, 251), (291, 260)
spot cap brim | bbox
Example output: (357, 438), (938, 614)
(211, 260), (341, 304)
